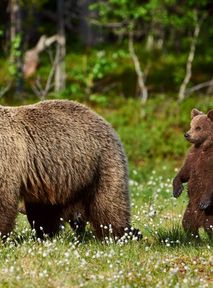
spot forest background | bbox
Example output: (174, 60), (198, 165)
(0, 0), (213, 173)
(0, 1), (212, 287)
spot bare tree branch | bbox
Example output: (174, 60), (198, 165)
(23, 35), (59, 78)
(0, 82), (12, 98)
(178, 11), (204, 101)
(90, 19), (128, 28)
(186, 79), (213, 95)
(31, 56), (57, 100)
(128, 30), (148, 103)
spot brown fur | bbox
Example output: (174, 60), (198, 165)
(173, 108), (213, 238)
(0, 100), (139, 240)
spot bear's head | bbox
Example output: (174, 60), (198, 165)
(184, 108), (213, 149)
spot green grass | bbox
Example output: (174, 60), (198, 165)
(0, 167), (212, 288)
(0, 97), (213, 287)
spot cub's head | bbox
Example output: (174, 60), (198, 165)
(184, 108), (213, 147)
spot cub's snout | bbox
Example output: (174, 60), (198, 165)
(184, 132), (190, 139)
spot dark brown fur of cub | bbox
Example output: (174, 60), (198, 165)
(173, 108), (213, 238)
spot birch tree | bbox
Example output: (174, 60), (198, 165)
(178, 11), (203, 101)
(90, 0), (149, 102)
(54, 0), (66, 92)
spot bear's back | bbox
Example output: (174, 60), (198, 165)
(12, 100), (125, 204)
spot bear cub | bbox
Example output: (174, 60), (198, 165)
(173, 108), (213, 239)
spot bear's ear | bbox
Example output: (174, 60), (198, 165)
(191, 108), (204, 119)
(207, 110), (213, 122)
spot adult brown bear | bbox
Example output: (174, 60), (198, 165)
(173, 108), (213, 239)
(0, 100), (140, 240)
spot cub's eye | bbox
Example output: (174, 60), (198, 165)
(195, 126), (201, 131)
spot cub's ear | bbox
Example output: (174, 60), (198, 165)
(207, 110), (213, 122)
(191, 108), (204, 119)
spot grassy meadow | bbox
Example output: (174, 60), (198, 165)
(0, 96), (212, 287)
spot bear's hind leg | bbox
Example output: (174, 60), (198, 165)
(88, 169), (131, 240)
(25, 202), (62, 239)
(89, 195), (131, 240)
(205, 227), (213, 240)
(203, 215), (213, 240)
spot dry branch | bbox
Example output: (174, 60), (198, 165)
(0, 82), (12, 98)
(186, 79), (213, 96)
(31, 54), (58, 100)
(128, 30), (148, 103)
(178, 12), (204, 101)
(23, 35), (59, 78)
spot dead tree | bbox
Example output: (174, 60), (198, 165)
(31, 62), (56, 101)
(23, 35), (58, 78)
(54, 0), (66, 92)
(128, 30), (148, 103)
(178, 12), (204, 101)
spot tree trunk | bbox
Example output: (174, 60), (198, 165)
(128, 30), (148, 103)
(79, 0), (101, 47)
(10, 0), (24, 95)
(178, 12), (202, 101)
(54, 0), (66, 92)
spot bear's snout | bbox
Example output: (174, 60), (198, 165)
(184, 132), (190, 139)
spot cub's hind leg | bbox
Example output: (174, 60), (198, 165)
(203, 208), (213, 240)
(182, 204), (200, 239)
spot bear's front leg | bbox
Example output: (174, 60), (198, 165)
(173, 175), (184, 198)
(199, 197), (212, 210)
(199, 190), (213, 211)
(173, 149), (194, 198)
(25, 202), (63, 239)
(0, 195), (18, 238)
(173, 158), (191, 198)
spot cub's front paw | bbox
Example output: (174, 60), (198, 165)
(199, 200), (211, 210)
(173, 184), (184, 198)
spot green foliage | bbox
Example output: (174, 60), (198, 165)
(64, 50), (118, 100)
(0, 0), (212, 100)
(89, 94), (109, 106)
(9, 34), (22, 77)
(90, 0), (209, 30)
(90, 0), (150, 31)
(90, 0), (212, 84)
(150, 224), (201, 246)
(91, 51), (117, 79)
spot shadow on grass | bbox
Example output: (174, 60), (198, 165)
(146, 224), (213, 248)
(0, 216), (96, 246)
(2, 223), (212, 248)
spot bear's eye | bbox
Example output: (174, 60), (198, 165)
(195, 126), (201, 131)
